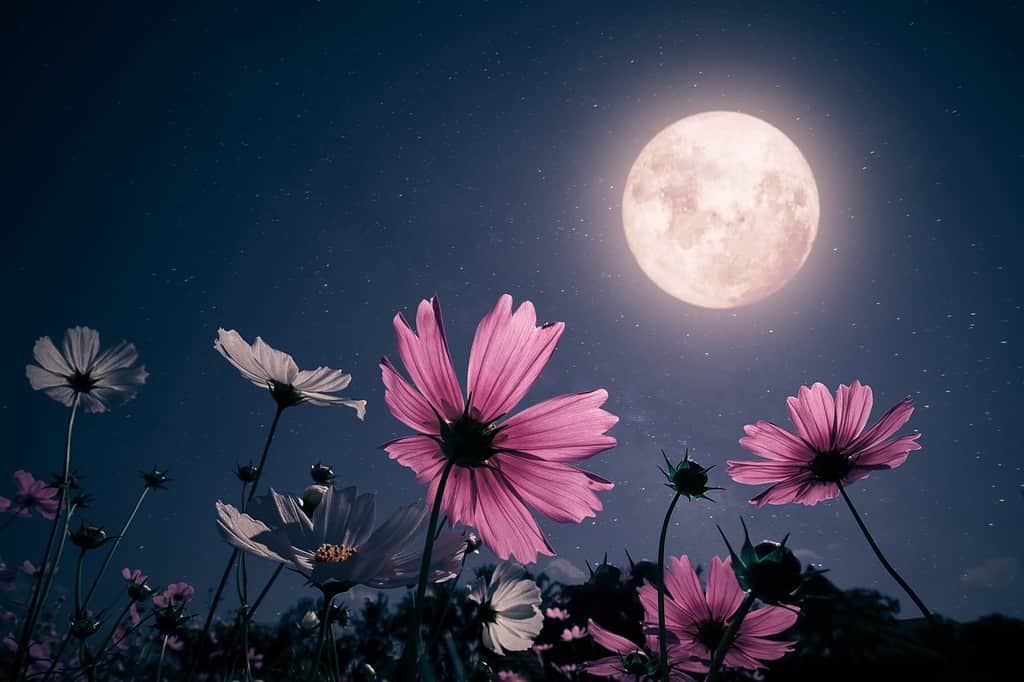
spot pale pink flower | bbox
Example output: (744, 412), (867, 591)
(0, 471), (59, 520)
(121, 567), (148, 584)
(25, 326), (147, 413)
(153, 582), (195, 609)
(247, 647), (264, 670)
(728, 381), (922, 506)
(166, 635), (184, 651)
(381, 295), (618, 563)
(545, 607), (570, 620)
(560, 624), (589, 641)
(585, 618), (703, 681)
(214, 329), (366, 417)
(638, 555), (798, 670)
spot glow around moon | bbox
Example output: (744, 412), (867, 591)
(622, 111), (820, 309)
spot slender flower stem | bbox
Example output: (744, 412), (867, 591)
(426, 557), (468, 652)
(31, 502), (79, 642)
(407, 460), (454, 674)
(308, 596), (333, 682)
(837, 482), (935, 623)
(155, 635), (169, 682)
(74, 548), (87, 615)
(93, 600), (133, 665)
(83, 486), (150, 611)
(238, 482), (252, 682)
(707, 591), (756, 682)
(188, 405), (285, 682)
(656, 490), (682, 680)
(247, 564), (284, 619)
(14, 396), (79, 680)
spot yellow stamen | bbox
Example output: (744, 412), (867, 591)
(313, 543), (358, 563)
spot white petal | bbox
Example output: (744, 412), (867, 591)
(93, 366), (148, 392)
(62, 327), (100, 373)
(32, 336), (72, 375)
(252, 337), (299, 385)
(26, 365), (69, 391)
(293, 367), (352, 393)
(91, 340), (139, 376)
(214, 329), (270, 385)
(298, 393), (366, 418)
(269, 489), (315, 551)
(363, 503), (427, 554)
(40, 385), (76, 407)
(216, 502), (296, 566)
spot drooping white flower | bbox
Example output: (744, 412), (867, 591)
(467, 560), (543, 655)
(214, 328), (366, 418)
(25, 326), (147, 413)
(216, 485), (463, 595)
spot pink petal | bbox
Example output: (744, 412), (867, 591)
(466, 295), (564, 423)
(382, 436), (447, 485)
(731, 634), (796, 663)
(0, 497), (9, 512)
(587, 619), (638, 656)
(496, 454), (611, 523)
(393, 298), (464, 420)
(833, 381), (873, 449)
(748, 472), (839, 507)
(12, 471), (35, 495)
(722, 646), (767, 670)
(662, 555), (710, 624)
(727, 460), (809, 485)
(584, 656), (627, 678)
(739, 421), (816, 462)
(850, 433), (921, 468)
(739, 605), (799, 637)
(706, 557), (744, 622)
(380, 357), (439, 434)
(638, 583), (695, 633)
(786, 383), (835, 452)
(492, 390), (617, 462)
(847, 396), (914, 452)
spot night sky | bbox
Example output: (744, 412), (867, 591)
(2, 1), (1021, 626)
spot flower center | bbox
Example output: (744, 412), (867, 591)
(621, 650), (652, 675)
(68, 371), (97, 392)
(313, 543), (358, 563)
(808, 449), (852, 482)
(269, 381), (305, 408)
(439, 414), (498, 467)
(696, 618), (728, 652)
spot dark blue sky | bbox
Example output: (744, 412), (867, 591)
(2, 1), (1021, 624)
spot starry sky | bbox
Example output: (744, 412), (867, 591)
(2, 1), (1021, 625)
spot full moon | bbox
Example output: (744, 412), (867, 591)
(622, 111), (820, 309)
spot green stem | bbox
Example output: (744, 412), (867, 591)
(308, 596), (333, 682)
(837, 482), (935, 623)
(407, 460), (454, 673)
(656, 490), (682, 680)
(156, 634), (169, 682)
(238, 482), (252, 682)
(83, 486), (150, 611)
(187, 405), (285, 682)
(707, 591), (756, 681)
(74, 547), (86, 615)
(31, 502), (79, 642)
(14, 396), (79, 681)
(93, 600), (134, 664)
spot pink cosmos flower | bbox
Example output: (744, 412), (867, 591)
(585, 618), (704, 681)
(381, 295), (618, 563)
(153, 582), (195, 609)
(0, 471), (59, 520)
(560, 624), (589, 641)
(638, 555), (798, 671)
(121, 567), (148, 584)
(545, 607), (570, 621)
(728, 381), (921, 506)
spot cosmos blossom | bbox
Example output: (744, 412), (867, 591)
(0, 471), (59, 520)
(728, 381), (922, 506)
(561, 624), (589, 641)
(153, 582), (195, 609)
(216, 485), (464, 595)
(25, 326), (147, 413)
(467, 560), (543, 655)
(381, 295), (618, 563)
(214, 328), (366, 418)
(638, 555), (798, 671)
(585, 618), (705, 681)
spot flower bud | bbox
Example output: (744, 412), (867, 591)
(327, 603), (349, 626)
(236, 464), (260, 483)
(354, 663), (378, 681)
(71, 524), (111, 551)
(310, 462), (335, 485)
(659, 449), (721, 500)
(300, 610), (320, 632)
(70, 614), (102, 640)
(719, 519), (807, 605)
(128, 581), (154, 602)
(142, 468), (170, 489)
(301, 485), (329, 516)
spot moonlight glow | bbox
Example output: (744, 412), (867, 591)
(622, 111), (820, 309)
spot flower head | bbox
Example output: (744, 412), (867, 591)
(467, 560), (543, 655)
(660, 450), (721, 501)
(216, 485), (464, 597)
(142, 468), (170, 489)
(0, 470), (59, 520)
(717, 520), (811, 605)
(214, 329), (366, 417)
(728, 381), (921, 506)
(235, 464), (260, 483)
(585, 618), (703, 681)
(309, 462), (335, 485)
(122, 568), (153, 602)
(545, 607), (570, 621)
(561, 624), (589, 641)
(69, 614), (102, 640)
(70, 524), (112, 550)
(638, 555), (799, 671)
(153, 582), (195, 609)
(26, 326), (147, 413)
(381, 295), (618, 563)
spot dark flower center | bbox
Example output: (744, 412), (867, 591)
(696, 618), (728, 652)
(439, 414), (497, 467)
(479, 602), (498, 624)
(313, 543), (358, 563)
(621, 650), (652, 675)
(270, 381), (305, 408)
(68, 371), (97, 393)
(808, 449), (852, 482)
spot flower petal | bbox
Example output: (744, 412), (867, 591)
(847, 396), (915, 452)
(62, 327), (100, 374)
(495, 454), (611, 523)
(492, 390), (617, 462)
(298, 392), (366, 417)
(25, 366), (68, 391)
(214, 329), (270, 386)
(587, 619), (639, 656)
(467, 295), (564, 423)
(380, 357), (439, 434)
(706, 556), (744, 622)
(738, 604), (799, 637)
(293, 367), (351, 393)
(748, 472), (836, 507)
(91, 340), (140, 377)
(786, 383), (835, 452)
(393, 298), (465, 420)
(215, 502), (296, 566)
(31, 336), (72, 375)
(252, 337), (299, 385)
(382, 435), (448, 485)
(738, 421), (816, 462)
(833, 380), (873, 449)
(313, 486), (376, 549)
(728, 460), (809, 485)
(850, 433), (921, 468)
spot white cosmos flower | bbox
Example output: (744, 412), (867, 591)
(468, 560), (543, 655)
(216, 485), (464, 596)
(25, 326), (147, 414)
(214, 328), (366, 418)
